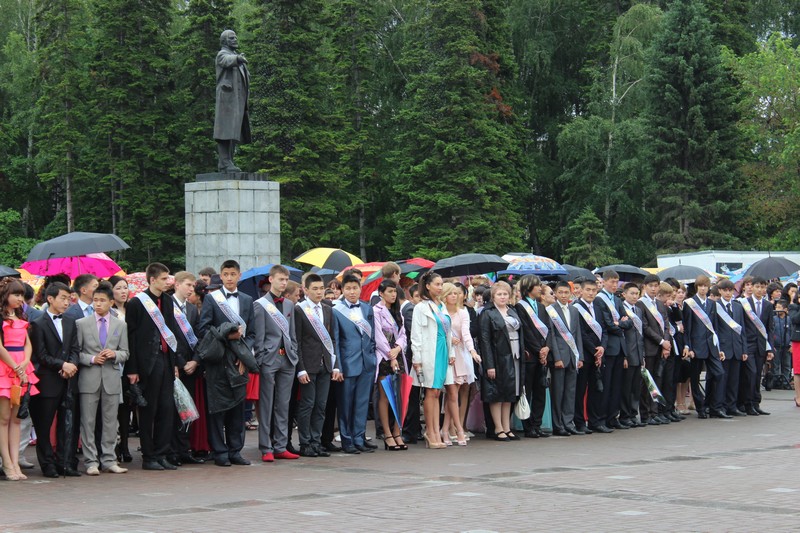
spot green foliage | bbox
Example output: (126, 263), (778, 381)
(562, 207), (618, 269)
(0, 209), (38, 266)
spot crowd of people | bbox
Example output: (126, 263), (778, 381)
(0, 259), (796, 480)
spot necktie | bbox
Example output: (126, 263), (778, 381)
(86, 305), (94, 317)
(726, 303), (732, 315)
(562, 305), (570, 329)
(756, 300), (761, 316)
(226, 291), (239, 299)
(315, 305), (322, 318)
(531, 299), (538, 314)
(99, 317), (108, 348)
(156, 297), (168, 353)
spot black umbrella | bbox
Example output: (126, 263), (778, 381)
(0, 265), (20, 278)
(430, 253), (509, 277)
(556, 264), (595, 281)
(744, 256), (800, 279)
(658, 265), (711, 282)
(61, 379), (77, 476)
(26, 232), (130, 261)
(596, 264), (649, 281)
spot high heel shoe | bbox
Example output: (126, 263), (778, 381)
(456, 431), (467, 446)
(794, 399), (800, 407)
(440, 430), (453, 446)
(392, 434), (408, 450)
(2, 467), (20, 481)
(14, 467), (27, 480)
(383, 436), (402, 451)
(423, 434), (447, 449)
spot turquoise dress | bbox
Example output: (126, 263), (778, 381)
(431, 303), (451, 389)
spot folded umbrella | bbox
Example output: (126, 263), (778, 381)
(380, 374), (402, 425)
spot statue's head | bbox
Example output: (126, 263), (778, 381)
(220, 30), (238, 50)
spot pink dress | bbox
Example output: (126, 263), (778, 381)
(449, 308), (475, 385)
(0, 318), (39, 398)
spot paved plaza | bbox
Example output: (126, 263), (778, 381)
(2, 390), (799, 532)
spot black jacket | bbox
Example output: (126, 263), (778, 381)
(125, 290), (179, 378)
(788, 303), (800, 342)
(30, 313), (80, 398)
(479, 304), (523, 403)
(196, 322), (259, 414)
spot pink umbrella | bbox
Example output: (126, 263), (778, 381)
(20, 253), (124, 279)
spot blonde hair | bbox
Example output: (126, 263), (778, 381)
(173, 271), (196, 284)
(440, 282), (463, 309)
(490, 280), (512, 300)
(658, 282), (674, 297)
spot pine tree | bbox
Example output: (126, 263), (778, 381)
(562, 207), (618, 269)
(389, 0), (525, 260)
(646, 0), (745, 252)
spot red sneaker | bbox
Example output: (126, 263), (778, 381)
(274, 450), (299, 460)
(261, 452), (275, 463)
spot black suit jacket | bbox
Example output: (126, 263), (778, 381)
(622, 303), (645, 367)
(514, 298), (550, 363)
(596, 290), (629, 356)
(636, 297), (671, 358)
(64, 302), (88, 321)
(743, 297), (773, 357)
(125, 290), (180, 378)
(573, 299), (607, 357)
(716, 299), (750, 360)
(30, 313), (80, 398)
(295, 302), (338, 375)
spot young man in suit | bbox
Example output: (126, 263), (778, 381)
(253, 264), (299, 462)
(64, 274), (99, 320)
(620, 283), (646, 427)
(29, 282), (81, 478)
(572, 279), (609, 433)
(332, 274), (377, 453)
(683, 275), (725, 419)
(125, 262), (182, 471)
(597, 270), (631, 429)
(636, 277), (674, 425)
(169, 271), (204, 465)
(515, 275), (551, 438)
(715, 279), (750, 417)
(197, 259), (256, 466)
(295, 274), (342, 457)
(740, 276), (773, 415)
(76, 282), (129, 475)
(547, 281), (584, 436)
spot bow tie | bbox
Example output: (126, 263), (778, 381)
(273, 297), (284, 304)
(52, 314), (63, 320)
(348, 303), (360, 309)
(226, 292), (239, 299)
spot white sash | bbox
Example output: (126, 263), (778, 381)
(716, 301), (743, 335)
(739, 298), (772, 351)
(623, 305), (642, 336)
(600, 291), (621, 321)
(573, 301), (603, 340)
(298, 300), (334, 358)
(684, 298), (720, 349)
(255, 296), (290, 339)
(135, 292), (178, 352)
(547, 305), (580, 365)
(211, 290), (247, 334)
(172, 304), (198, 348)
(333, 301), (373, 338)
(519, 298), (549, 339)
(640, 296), (664, 332)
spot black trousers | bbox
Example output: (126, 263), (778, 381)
(283, 376), (300, 448)
(574, 363), (589, 428)
(207, 400), (245, 460)
(321, 380), (341, 446)
(402, 385), (422, 440)
(620, 364), (642, 423)
(138, 355), (175, 462)
(601, 355), (623, 425)
(581, 359), (605, 428)
(30, 384), (79, 471)
(656, 356), (676, 415)
(521, 362), (547, 432)
(297, 372), (331, 447)
(722, 358), (741, 412)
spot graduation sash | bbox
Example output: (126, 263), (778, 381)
(716, 301), (743, 335)
(211, 290), (248, 335)
(333, 301), (373, 338)
(600, 291), (621, 321)
(172, 304), (198, 349)
(428, 301), (451, 338)
(519, 298), (549, 339)
(135, 292), (178, 352)
(623, 305), (642, 336)
(255, 296), (290, 339)
(684, 298), (720, 348)
(298, 300), (334, 358)
(739, 298), (772, 351)
(547, 305), (580, 365)
(573, 301), (603, 341)
(640, 296), (665, 332)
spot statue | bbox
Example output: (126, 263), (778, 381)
(214, 30), (250, 173)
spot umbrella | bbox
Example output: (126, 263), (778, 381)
(658, 265), (714, 283)
(61, 379), (77, 477)
(237, 264), (304, 299)
(126, 272), (175, 297)
(743, 256), (800, 280)
(430, 253), (509, 277)
(397, 257), (434, 275)
(595, 264), (649, 281)
(20, 253), (124, 279)
(340, 262), (386, 281)
(26, 231), (129, 262)
(309, 266), (340, 283)
(557, 264), (595, 282)
(360, 258), (435, 301)
(497, 254), (568, 276)
(380, 372), (413, 426)
(294, 247), (363, 272)
(0, 265), (21, 278)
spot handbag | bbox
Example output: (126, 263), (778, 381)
(514, 387), (531, 420)
(16, 383), (30, 419)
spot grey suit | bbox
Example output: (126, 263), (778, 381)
(620, 303), (645, 424)
(76, 313), (129, 469)
(547, 303), (583, 432)
(253, 292), (298, 455)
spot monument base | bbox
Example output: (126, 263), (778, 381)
(185, 177), (280, 274)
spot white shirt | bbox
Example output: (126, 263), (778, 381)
(173, 295), (187, 314)
(560, 303), (571, 329)
(222, 288), (240, 317)
(78, 299), (93, 318)
(47, 310), (63, 341)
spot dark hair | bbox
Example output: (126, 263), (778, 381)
(781, 282), (797, 302)
(327, 279), (342, 291)
(554, 281), (571, 291)
(341, 273), (361, 287)
(198, 267), (216, 277)
(0, 278), (25, 321)
(709, 286), (720, 297)
(304, 273), (323, 289)
(622, 282), (639, 292)
(663, 277), (680, 289)
(146, 262), (170, 284)
(579, 278), (597, 288)
(93, 281), (114, 301)
(36, 273), (71, 306)
(45, 281), (71, 300)
(408, 283), (420, 297)
(23, 283), (34, 301)
(194, 280), (208, 303)
(643, 274), (661, 285)
(776, 299), (789, 309)
(602, 270), (619, 281)
(767, 282), (783, 297)
(752, 276), (767, 286)
(73, 274), (98, 293)
(378, 279), (403, 327)
(717, 279), (735, 291)
(518, 275), (542, 297)
(454, 282), (468, 298)
(220, 259), (240, 272)
(347, 268), (363, 279)
(418, 271), (442, 300)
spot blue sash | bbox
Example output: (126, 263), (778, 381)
(519, 298), (549, 339)
(573, 301), (603, 341)
(211, 290), (247, 335)
(716, 302), (743, 335)
(298, 300), (334, 358)
(135, 292), (178, 352)
(172, 304), (198, 349)
(546, 305), (579, 365)
(255, 296), (291, 339)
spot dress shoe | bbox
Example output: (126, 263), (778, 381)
(745, 407), (759, 416)
(179, 454), (205, 464)
(672, 410), (687, 420)
(261, 452), (275, 463)
(166, 455), (182, 467)
(157, 458), (178, 470)
(728, 408), (747, 417)
(709, 409), (732, 419)
(566, 426), (583, 435)
(608, 420), (629, 430)
(286, 444), (301, 455)
(354, 444), (374, 453)
(589, 425), (613, 434)
(86, 466), (100, 476)
(342, 446), (360, 454)
(142, 461), (165, 471)
(697, 411), (708, 419)
(214, 458), (232, 467)
(103, 464), (128, 474)
(361, 440), (378, 450)
(299, 446), (319, 458)
(755, 406), (770, 415)
(275, 450), (299, 460)
(230, 455), (251, 465)
(494, 431), (511, 441)
(42, 465), (59, 478)
(315, 447), (330, 458)
(666, 412), (681, 422)
(656, 415), (671, 424)
(18, 458), (34, 469)
(647, 417), (661, 426)
(323, 443), (342, 453)
(506, 431), (521, 441)
(524, 430), (539, 438)
(636, 420), (648, 428)
(553, 428), (570, 437)
(57, 467), (81, 477)
(536, 429), (551, 438)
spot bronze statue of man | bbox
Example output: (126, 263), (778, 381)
(214, 30), (250, 173)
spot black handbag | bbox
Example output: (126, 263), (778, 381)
(16, 383), (31, 419)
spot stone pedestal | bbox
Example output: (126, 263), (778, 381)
(185, 176), (280, 274)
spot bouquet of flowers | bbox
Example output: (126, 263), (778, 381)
(173, 379), (200, 428)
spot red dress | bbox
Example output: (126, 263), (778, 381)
(0, 318), (39, 398)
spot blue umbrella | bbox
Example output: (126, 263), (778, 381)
(497, 254), (568, 276)
(237, 264), (303, 299)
